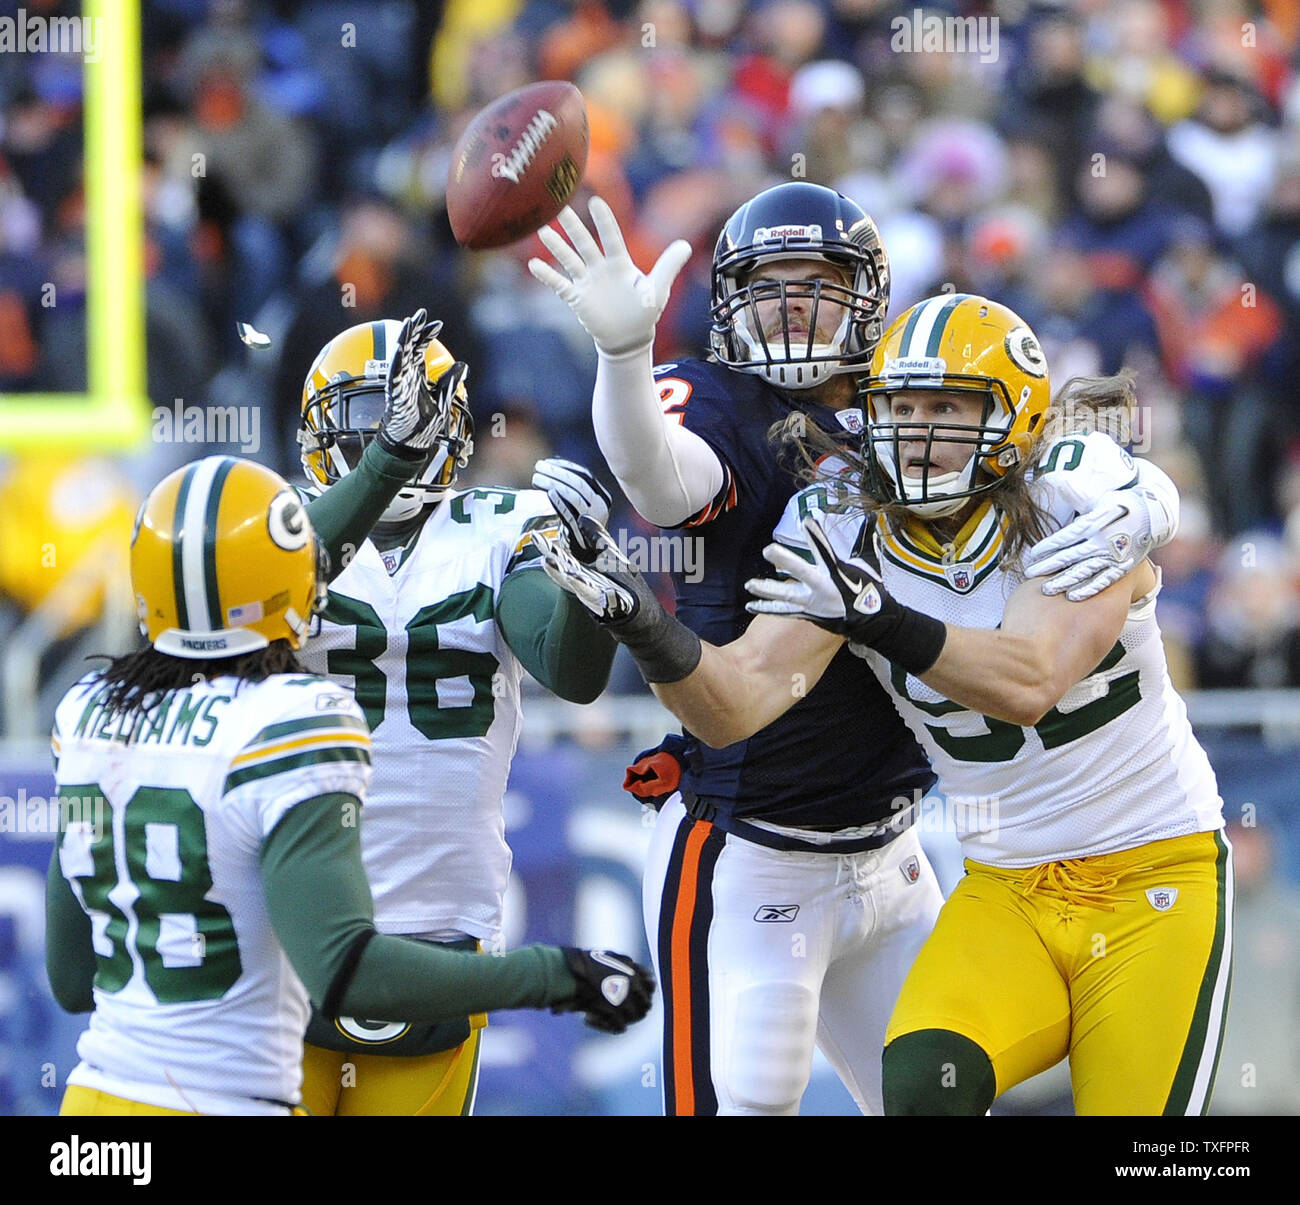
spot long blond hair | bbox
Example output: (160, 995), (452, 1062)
(775, 370), (1139, 567)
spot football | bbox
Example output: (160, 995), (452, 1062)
(446, 81), (589, 250)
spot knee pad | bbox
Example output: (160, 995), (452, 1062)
(882, 1029), (995, 1116)
(720, 981), (818, 1114)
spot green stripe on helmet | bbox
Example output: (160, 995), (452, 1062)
(172, 462), (198, 630)
(201, 458), (236, 630)
(925, 293), (971, 358)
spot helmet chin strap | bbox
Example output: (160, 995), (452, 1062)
(884, 452), (980, 518)
(379, 486), (447, 525)
(734, 309), (854, 389)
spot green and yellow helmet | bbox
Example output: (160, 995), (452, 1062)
(299, 319), (474, 523)
(860, 293), (1050, 516)
(131, 457), (327, 658)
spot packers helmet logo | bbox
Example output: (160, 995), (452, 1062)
(267, 491), (309, 551)
(336, 1015), (410, 1044)
(1005, 326), (1047, 378)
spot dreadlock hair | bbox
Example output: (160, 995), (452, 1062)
(771, 369), (1140, 570)
(88, 639), (306, 727)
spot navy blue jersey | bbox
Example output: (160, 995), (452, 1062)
(651, 358), (934, 831)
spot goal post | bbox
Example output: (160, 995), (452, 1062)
(0, 0), (149, 451)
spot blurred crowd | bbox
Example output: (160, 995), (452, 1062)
(2, 0), (1300, 693)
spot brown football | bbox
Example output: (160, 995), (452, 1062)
(446, 81), (589, 251)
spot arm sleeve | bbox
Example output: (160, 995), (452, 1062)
(260, 794), (577, 1019)
(495, 563), (616, 704)
(592, 347), (726, 527)
(45, 846), (96, 1013)
(304, 441), (421, 583)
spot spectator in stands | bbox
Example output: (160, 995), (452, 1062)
(164, 35), (319, 344)
(998, 8), (1100, 201)
(1145, 217), (1289, 532)
(1168, 67), (1279, 238)
(270, 197), (464, 474)
(1195, 534), (1300, 689)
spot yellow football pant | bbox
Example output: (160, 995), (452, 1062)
(884, 829), (1233, 1115)
(60, 1086), (305, 1115)
(299, 1027), (483, 1116)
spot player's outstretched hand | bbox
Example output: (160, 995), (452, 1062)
(376, 309), (450, 459)
(528, 196), (692, 358)
(531, 517), (641, 624)
(747, 517), (888, 638)
(1023, 485), (1170, 601)
(552, 948), (655, 1034)
(532, 457), (612, 562)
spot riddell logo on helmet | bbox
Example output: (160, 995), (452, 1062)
(883, 356), (946, 379)
(755, 224), (823, 244)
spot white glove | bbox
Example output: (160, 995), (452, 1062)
(528, 197), (692, 358)
(1023, 484), (1174, 601)
(746, 519), (888, 636)
(531, 521), (638, 623)
(532, 457), (612, 562)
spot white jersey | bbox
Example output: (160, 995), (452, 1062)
(296, 486), (559, 943)
(51, 671), (371, 1113)
(776, 432), (1224, 868)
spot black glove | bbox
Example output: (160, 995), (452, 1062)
(552, 947), (655, 1034)
(747, 518), (947, 676)
(375, 308), (446, 460)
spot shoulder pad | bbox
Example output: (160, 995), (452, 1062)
(443, 486), (530, 528)
(1033, 431), (1138, 515)
(773, 482), (862, 559)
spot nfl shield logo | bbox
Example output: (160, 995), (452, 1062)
(1145, 887), (1178, 911)
(943, 563), (974, 592)
(900, 855), (921, 884)
(1110, 533), (1131, 559)
(381, 549), (401, 575)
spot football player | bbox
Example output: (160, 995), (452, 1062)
(529, 186), (1182, 1115)
(293, 318), (622, 1115)
(45, 453), (654, 1117)
(534, 295), (1230, 1116)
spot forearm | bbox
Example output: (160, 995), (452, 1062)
(912, 574), (1135, 725)
(496, 566), (616, 703)
(45, 847), (95, 1012)
(916, 626), (1061, 727)
(650, 616), (841, 747)
(305, 441), (421, 580)
(650, 648), (789, 747)
(339, 938), (575, 1020)
(592, 348), (724, 526)
(262, 794), (578, 1018)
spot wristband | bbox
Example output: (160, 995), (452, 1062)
(604, 571), (703, 683)
(374, 430), (429, 462)
(852, 601), (947, 677)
